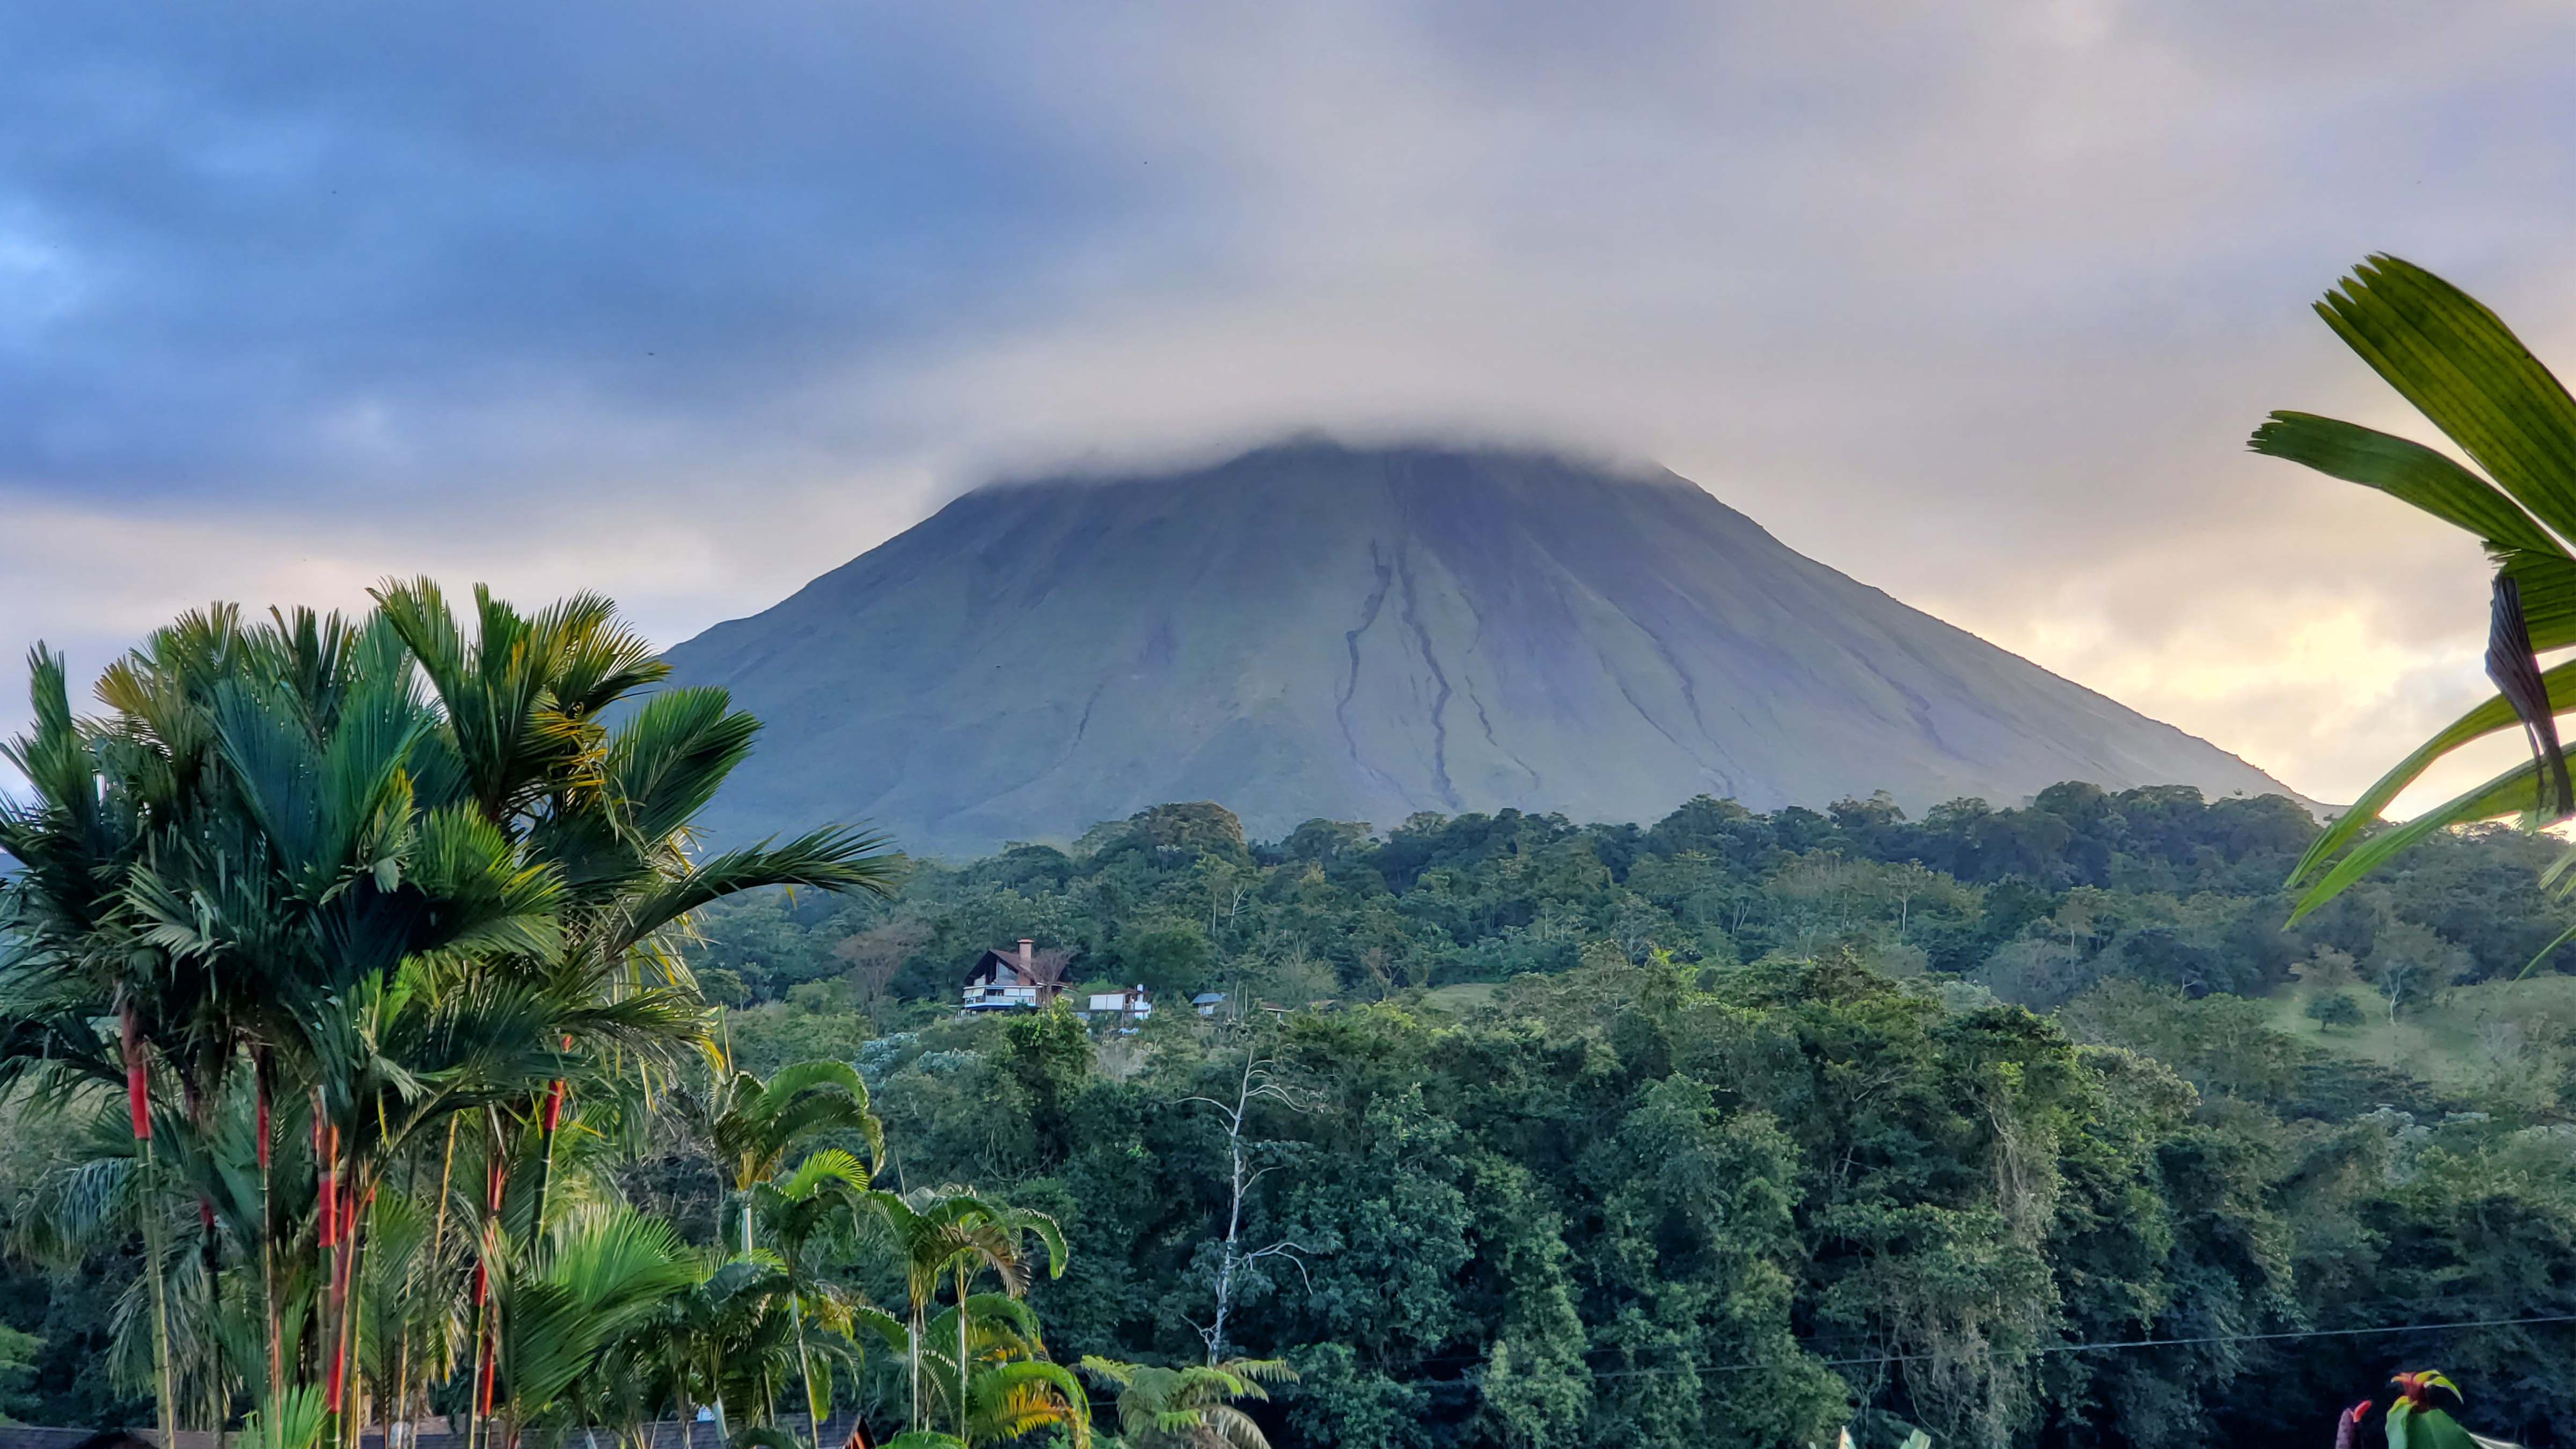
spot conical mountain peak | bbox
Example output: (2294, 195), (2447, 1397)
(665, 441), (2292, 855)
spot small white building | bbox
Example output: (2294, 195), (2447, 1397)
(1085, 985), (1153, 1023)
(1192, 992), (1227, 1018)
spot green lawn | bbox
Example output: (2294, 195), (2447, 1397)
(2264, 972), (2576, 1091)
(1423, 982), (1504, 1015)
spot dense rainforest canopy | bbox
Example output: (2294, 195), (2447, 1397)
(19, 773), (2568, 1448)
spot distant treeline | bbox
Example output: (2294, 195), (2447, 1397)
(689, 783), (2575, 1023)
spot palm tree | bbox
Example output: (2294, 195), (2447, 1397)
(698, 1061), (884, 1256)
(629, 1255), (806, 1449)
(0, 617), (270, 1438)
(917, 1296), (1088, 1449)
(490, 1203), (698, 1447)
(368, 579), (901, 1232)
(2, 582), (899, 1446)
(1077, 1357), (1294, 1449)
(2, 609), (580, 1435)
(857, 1187), (1066, 1440)
(2249, 256), (2576, 926)
(751, 1148), (881, 1441)
(366, 580), (895, 1449)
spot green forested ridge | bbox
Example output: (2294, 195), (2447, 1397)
(734, 788), (2570, 1446)
(53, 784), (2538, 1448)
(687, 787), (2571, 1029)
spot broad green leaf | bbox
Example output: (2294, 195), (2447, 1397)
(2317, 255), (2576, 540)
(2500, 548), (2576, 650)
(2289, 658), (2576, 887)
(2292, 758), (2544, 921)
(2389, 1401), (2488, 1449)
(2250, 411), (2559, 554)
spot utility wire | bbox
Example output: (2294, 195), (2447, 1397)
(1569, 1312), (2576, 1381)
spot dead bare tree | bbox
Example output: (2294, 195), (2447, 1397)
(1024, 946), (1076, 1005)
(1181, 1037), (1315, 1364)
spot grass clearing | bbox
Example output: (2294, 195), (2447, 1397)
(1423, 982), (1504, 1015)
(2266, 972), (2576, 1092)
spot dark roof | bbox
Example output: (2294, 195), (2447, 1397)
(0, 1432), (211, 1449)
(1, 1416), (871, 1449)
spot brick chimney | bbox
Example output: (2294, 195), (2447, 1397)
(1019, 939), (1035, 969)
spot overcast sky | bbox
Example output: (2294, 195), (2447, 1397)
(5, 0), (2574, 811)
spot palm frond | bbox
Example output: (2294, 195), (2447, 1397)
(2486, 577), (2574, 816)
(2292, 757), (2544, 921)
(601, 689), (763, 849)
(2250, 410), (2557, 553)
(2289, 658), (2576, 884)
(2311, 254), (2576, 536)
(2255, 255), (2576, 909)
(611, 828), (902, 960)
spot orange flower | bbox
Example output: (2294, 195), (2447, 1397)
(2391, 1371), (2460, 1409)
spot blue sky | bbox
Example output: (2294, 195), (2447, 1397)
(6, 1), (2576, 807)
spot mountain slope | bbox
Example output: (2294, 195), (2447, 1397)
(664, 441), (2296, 856)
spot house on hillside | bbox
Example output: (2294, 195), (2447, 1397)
(1191, 992), (1227, 1018)
(1085, 985), (1153, 1026)
(962, 939), (1066, 1012)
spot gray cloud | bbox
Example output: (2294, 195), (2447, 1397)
(5, 0), (2574, 810)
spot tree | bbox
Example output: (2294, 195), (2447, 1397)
(2363, 919), (2473, 1024)
(918, 1294), (1089, 1448)
(1079, 1356), (1293, 1449)
(1179, 1043), (1312, 1365)
(0, 609), (585, 1439)
(750, 1147), (880, 1443)
(856, 1186), (1065, 1440)
(696, 1060), (883, 1256)
(491, 1204), (697, 1445)
(835, 921), (933, 1019)
(632, 1256), (805, 1449)
(2249, 258), (2576, 920)
(0, 1323), (39, 1423)
(0, 583), (897, 1448)
(368, 579), (902, 1236)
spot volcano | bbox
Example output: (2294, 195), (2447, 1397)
(662, 440), (2295, 856)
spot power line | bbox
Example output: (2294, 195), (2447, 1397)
(1480, 1313), (2576, 1384)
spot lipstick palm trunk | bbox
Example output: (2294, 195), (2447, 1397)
(530, 1063), (568, 1239)
(466, 1140), (506, 1449)
(122, 1003), (178, 1445)
(954, 1262), (970, 1445)
(396, 1116), (462, 1449)
(258, 1053), (283, 1417)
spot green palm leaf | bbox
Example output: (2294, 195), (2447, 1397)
(495, 1205), (694, 1423)
(2311, 254), (2576, 535)
(2254, 255), (2576, 910)
(2290, 757), (2543, 920)
(2250, 411), (2556, 552)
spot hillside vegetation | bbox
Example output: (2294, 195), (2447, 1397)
(614, 784), (2576, 1445)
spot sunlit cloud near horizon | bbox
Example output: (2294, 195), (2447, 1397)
(5, 1), (2576, 821)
